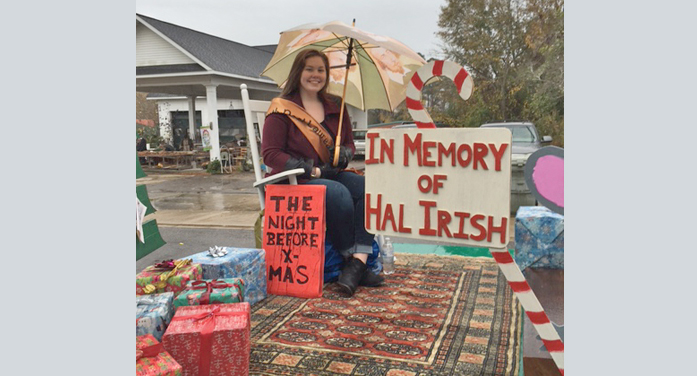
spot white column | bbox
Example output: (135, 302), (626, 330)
(187, 96), (196, 142)
(347, 105), (368, 129)
(157, 102), (173, 145)
(205, 84), (221, 162)
(241, 84), (263, 185)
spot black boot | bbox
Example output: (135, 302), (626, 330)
(360, 269), (385, 287)
(337, 257), (367, 296)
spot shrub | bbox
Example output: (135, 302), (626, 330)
(207, 159), (221, 174)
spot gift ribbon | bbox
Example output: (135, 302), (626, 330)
(136, 342), (164, 361)
(137, 297), (156, 305)
(190, 280), (242, 305)
(153, 259), (177, 270)
(143, 259), (193, 294)
(170, 306), (248, 376)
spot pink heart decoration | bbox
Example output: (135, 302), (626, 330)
(524, 146), (564, 215)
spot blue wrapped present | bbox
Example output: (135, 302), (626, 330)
(514, 206), (564, 270)
(184, 247), (267, 306)
(136, 292), (174, 341)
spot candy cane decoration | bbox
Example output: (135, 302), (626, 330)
(405, 60), (564, 375)
(406, 60), (474, 128)
(490, 247), (564, 374)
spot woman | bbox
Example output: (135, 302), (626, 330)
(262, 49), (383, 297)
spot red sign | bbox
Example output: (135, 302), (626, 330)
(263, 184), (326, 298)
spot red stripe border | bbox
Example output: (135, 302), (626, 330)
(525, 310), (551, 325)
(432, 60), (444, 77)
(405, 97), (423, 111)
(453, 68), (469, 93)
(410, 73), (423, 92)
(491, 251), (514, 264)
(542, 339), (564, 353)
(508, 281), (531, 293)
(415, 121), (436, 128)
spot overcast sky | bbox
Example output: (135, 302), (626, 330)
(135, 0), (448, 60)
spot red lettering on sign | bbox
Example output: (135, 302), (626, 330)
(473, 143), (488, 170)
(365, 193), (382, 231)
(381, 203), (398, 232)
(418, 200), (437, 236)
(489, 143), (508, 171)
(398, 204), (412, 234)
(453, 212), (471, 239)
(437, 210), (453, 237)
(487, 216), (508, 244)
(380, 138), (394, 164)
(469, 214), (487, 241)
(422, 141), (436, 167)
(438, 143), (456, 166)
(366, 132), (380, 164)
(263, 185), (325, 299)
(457, 144), (472, 168)
(404, 133), (422, 167)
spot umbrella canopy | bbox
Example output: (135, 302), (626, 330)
(261, 20), (427, 112)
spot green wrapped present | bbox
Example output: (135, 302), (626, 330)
(173, 278), (245, 308)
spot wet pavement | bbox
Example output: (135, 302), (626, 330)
(138, 170), (261, 228)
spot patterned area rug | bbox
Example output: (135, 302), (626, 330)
(249, 254), (522, 375)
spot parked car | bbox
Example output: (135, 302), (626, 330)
(352, 129), (367, 157)
(479, 122), (553, 213)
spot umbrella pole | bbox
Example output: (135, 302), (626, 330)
(333, 36), (354, 167)
(334, 70), (350, 166)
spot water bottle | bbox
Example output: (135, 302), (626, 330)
(381, 237), (395, 275)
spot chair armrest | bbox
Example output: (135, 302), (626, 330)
(252, 168), (306, 189)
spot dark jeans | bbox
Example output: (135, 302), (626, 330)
(305, 172), (373, 254)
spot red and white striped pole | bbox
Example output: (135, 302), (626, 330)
(405, 60), (564, 375)
(406, 60), (474, 128)
(490, 247), (564, 374)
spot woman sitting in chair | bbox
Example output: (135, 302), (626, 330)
(262, 49), (383, 297)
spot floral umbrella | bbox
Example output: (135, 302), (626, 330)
(261, 20), (426, 165)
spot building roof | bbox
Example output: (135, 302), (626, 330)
(137, 14), (276, 79)
(252, 44), (279, 54)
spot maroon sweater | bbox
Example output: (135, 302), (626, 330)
(261, 92), (355, 180)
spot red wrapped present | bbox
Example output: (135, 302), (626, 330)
(136, 334), (182, 376)
(162, 303), (250, 376)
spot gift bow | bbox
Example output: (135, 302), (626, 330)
(142, 259), (193, 294)
(153, 259), (176, 270)
(136, 342), (164, 361)
(190, 280), (244, 305)
(207, 246), (229, 258)
(170, 305), (249, 376)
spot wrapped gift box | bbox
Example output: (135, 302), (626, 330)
(136, 334), (182, 376)
(163, 303), (250, 376)
(137, 292), (175, 341)
(173, 279), (245, 309)
(137, 260), (203, 295)
(514, 206), (564, 270)
(184, 248), (266, 306)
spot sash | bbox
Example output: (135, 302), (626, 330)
(266, 98), (333, 164)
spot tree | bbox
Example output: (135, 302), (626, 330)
(438, 0), (528, 120)
(136, 92), (158, 123)
(520, 0), (564, 145)
(433, 0), (564, 146)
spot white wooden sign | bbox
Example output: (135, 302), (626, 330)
(364, 128), (511, 248)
